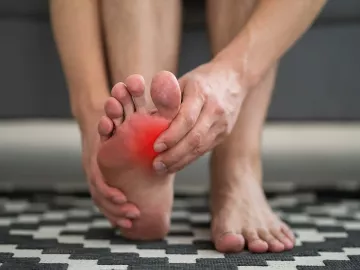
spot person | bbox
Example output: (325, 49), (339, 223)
(50, 0), (327, 253)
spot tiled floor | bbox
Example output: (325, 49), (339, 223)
(0, 187), (360, 269)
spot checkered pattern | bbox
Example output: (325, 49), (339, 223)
(0, 189), (360, 270)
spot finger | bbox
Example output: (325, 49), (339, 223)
(90, 181), (140, 219)
(101, 199), (140, 219)
(92, 193), (134, 229)
(153, 81), (205, 153)
(167, 133), (220, 172)
(117, 218), (132, 229)
(92, 195), (117, 223)
(99, 207), (132, 229)
(153, 106), (214, 174)
(90, 173), (127, 204)
(165, 107), (228, 172)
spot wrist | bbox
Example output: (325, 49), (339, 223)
(211, 54), (262, 92)
(212, 29), (265, 90)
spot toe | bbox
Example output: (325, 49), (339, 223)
(214, 232), (245, 253)
(125, 74), (147, 114)
(282, 223), (296, 242)
(151, 71), (181, 120)
(244, 229), (268, 253)
(98, 116), (114, 141)
(211, 216), (245, 253)
(111, 82), (135, 119)
(104, 97), (124, 126)
(258, 229), (285, 252)
(276, 232), (294, 250)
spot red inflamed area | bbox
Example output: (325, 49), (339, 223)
(129, 114), (169, 166)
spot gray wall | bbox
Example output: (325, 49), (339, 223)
(0, 0), (359, 120)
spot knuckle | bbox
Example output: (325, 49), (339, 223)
(188, 131), (202, 148)
(224, 125), (231, 136)
(208, 98), (225, 116)
(214, 104), (226, 116)
(180, 111), (197, 129)
(194, 145), (206, 156)
(217, 120), (230, 136)
(163, 136), (177, 148)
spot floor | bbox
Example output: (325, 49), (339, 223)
(0, 186), (360, 269)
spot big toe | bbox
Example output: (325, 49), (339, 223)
(212, 218), (245, 253)
(214, 232), (245, 253)
(150, 71), (181, 120)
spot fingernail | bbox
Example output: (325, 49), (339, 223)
(117, 219), (131, 229)
(113, 197), (125, 204)
(153, 161), (167, 173)
(126, 212), (140, 219)
(154, 142), (167, 153)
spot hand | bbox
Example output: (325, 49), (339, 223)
(81, 121), (140, 228)
(152, 61), (248, 173)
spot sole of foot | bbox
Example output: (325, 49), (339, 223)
(97, 71), (181, 240)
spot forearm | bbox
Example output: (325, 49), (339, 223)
(215, 0), (327, 88)
(50, 0), (109, 132)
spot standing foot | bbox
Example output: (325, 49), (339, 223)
(210, 153), (295, 253)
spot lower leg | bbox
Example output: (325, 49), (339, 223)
(101, 0), (182, 109)
(207, 0), (295, 252)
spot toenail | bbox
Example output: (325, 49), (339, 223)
(154, 143), (167, 153)
(153, 161), (167, 173)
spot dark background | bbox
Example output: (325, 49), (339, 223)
(0, 0), (359, 120)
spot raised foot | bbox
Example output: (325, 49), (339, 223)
(97, 71), (181, 240)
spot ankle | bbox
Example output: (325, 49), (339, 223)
(210, 147), (262, 180)
(212, 144), (260, 164)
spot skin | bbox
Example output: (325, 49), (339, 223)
(152, 0), (327, 173)
(50, 0), (327, 252)
(97, 72), (181, 240)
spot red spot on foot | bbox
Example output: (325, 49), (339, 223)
(128, 114), (169, 166)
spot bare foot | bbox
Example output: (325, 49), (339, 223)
(210, 154), (296, 253)
(97, 71), (181, 240)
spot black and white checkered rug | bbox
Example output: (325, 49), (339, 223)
(0, 189), (360, 270)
